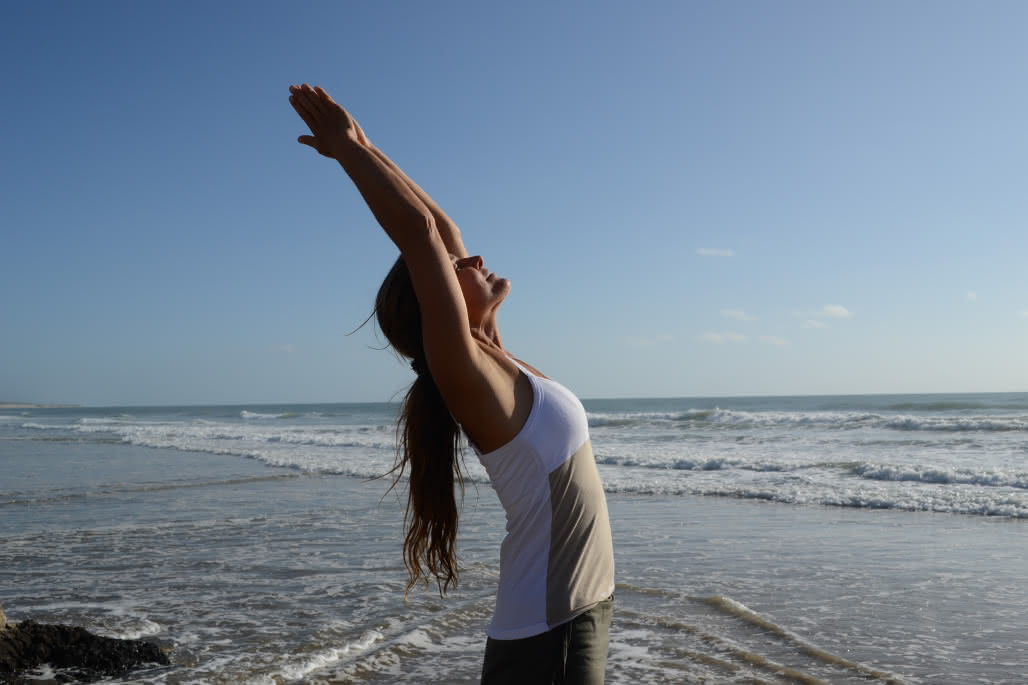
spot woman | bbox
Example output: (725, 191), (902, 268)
(289, 83), (615, 684)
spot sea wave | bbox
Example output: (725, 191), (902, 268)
(604, 480), (1028, 518)
(240, 410), (290, 420)
(19, 422), (54, 430)
(11, 418), (398, 477)
(261, 629), (383, 684)
(885, 400), (1028, 412)
(596, 454), (802, 472)
(79, 416), (133, 425)
(703, 596), (911, 683)
(587, 408), (1028, 433)
(55, 420), (392, 450)
(0, 474), (303, 508)
(597, 454), (1028, 490)
(587, 415), (641, 428)
(851, 463), (1028, 489)
(883, 416), (1028, 432)
(96, 618), (163, 641)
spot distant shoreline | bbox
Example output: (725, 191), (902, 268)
(0, 403), (80, 409)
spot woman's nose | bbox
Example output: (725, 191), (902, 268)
(465, 256), (484, 269)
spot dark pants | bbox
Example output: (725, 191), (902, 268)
(481, 596), (613, 685)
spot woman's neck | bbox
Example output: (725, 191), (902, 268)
(471, 324), (503, 351)
(469, 310), (503, 350)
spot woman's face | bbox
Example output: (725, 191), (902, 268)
(452, 255), (510, 323)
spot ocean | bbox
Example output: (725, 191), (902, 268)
(1, 393), (1026, 683)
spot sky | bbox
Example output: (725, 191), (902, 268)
(2, 1), (1027, 406)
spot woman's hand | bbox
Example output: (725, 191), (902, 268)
(289, 83), (364, 160)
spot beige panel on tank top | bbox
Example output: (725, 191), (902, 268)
(545, 439), (615, 625)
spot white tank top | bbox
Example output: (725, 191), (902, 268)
(473, 360), (615, 639)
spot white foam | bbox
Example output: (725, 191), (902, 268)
(18, 422), (51, 430)
(18, 664), (58, 681)
(884, 415), (1028, 432)
(79, 416), (130, 425)
(101, 617), (163, 640)
(602, 473), (1028, 518)
(11, 401), (1028, 519)
(707, 596), (913, 684)
(257, 629), (383, 683)
(854, 463), (1028, 489)
(23, 416), (400, 476)
(393, 628), (434, 649)
(670, 457), (791, 472)
(589, 406), (1028, 432)
(240, 410), (284, 420)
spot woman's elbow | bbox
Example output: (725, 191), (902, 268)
(393, 212), (442, 253)
(380, 208), (436, 247)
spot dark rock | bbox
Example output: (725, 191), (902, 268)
(0, 619), (170, 683)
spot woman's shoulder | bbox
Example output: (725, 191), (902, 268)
(447, 344), (535, 454)
(505, 354), (548, 380)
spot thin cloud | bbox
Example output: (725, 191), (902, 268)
(801, 320), (827, 329)
(793, 305), (853, 320)
(1018, 310), (1028, 318)
(700, 331), (747, 344)
(721, 309), (755, 321)
(696, 248), (735, 257)
(624, 335), (673, 348)
(760, 336), (787, 346)
(821, 305), (852, 318)
(966, 291), (978, 302)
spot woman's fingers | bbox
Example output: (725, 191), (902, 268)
(289, 84), (313, 115)
(290, 95), (319, 132)
(301, 83), (329, 117)
(300, 88), (324, 119)
(289, 89), (312, 115)
(306, 84), (353, 127)
(290, 83), (351, 128)
(313, 85), (338, 110)
(289, 84), (320, 120)
(290, 85), (325, 153)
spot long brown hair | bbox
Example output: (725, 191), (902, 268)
(376, 255), (465, 595)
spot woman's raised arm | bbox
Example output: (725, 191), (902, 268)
(352, 120), (468, 260)
(290, 84), (466, 259)
(289, 84), (502, 416)
(289, 84), (435, 253)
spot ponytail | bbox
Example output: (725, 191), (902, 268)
(376, 255), (465, 595)
(395, 369), (464, 594)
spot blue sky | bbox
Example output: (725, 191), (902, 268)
(3, 1), (1026, 406)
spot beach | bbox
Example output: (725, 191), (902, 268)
(1, 396), (1026, 683)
